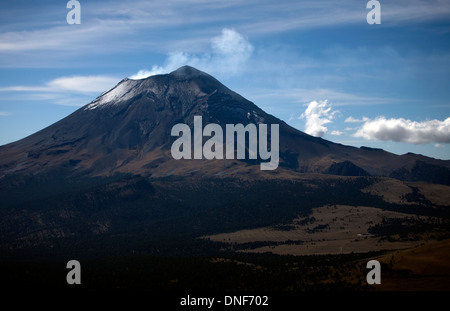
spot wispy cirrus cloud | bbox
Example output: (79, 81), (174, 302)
(0, 75), (120, 106)
(47, 76), (120, 93)
(345, 116), (370, 123)
(3, 0), (449, 55)
(246, 87), (398, 108)
(0, 75), (119, 95)
(330, 130), (345, 136)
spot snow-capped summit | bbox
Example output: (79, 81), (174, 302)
(85, 78), (139, 110)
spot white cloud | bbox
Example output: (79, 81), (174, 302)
(345, 116), (369, 123)
(0, 75), (120, 106)
(210, 28), (254, 74)
(248, 88), (397, 107)
(0, 111), (11, 116)
(299, 100), (338, 137)
(130, 28), (253, 79)
(354, 116), (450, 144)
(331, 130), (344, 136)
(48, 76), (119, 93)
(129, 52), (191, 79)
(0, 75), (119, 95)
(0, 86), (49, 92)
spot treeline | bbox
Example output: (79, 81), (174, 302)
(2, 174), (449, 260)
(1, 251), (385, 291)
(368, 216), (450, 241)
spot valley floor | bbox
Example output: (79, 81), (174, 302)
(373, 238), (450, 291)
(3, 239), (450, 292)
(202, 205), (443, 256)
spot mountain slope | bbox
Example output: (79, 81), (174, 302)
(0, 66), (449, 183)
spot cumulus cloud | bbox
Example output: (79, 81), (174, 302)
(354, 116), (450, 144)
(299, 100), (338, 137)
(130, 28), (253, 79)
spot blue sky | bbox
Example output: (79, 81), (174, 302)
(0, 0), (449, 159)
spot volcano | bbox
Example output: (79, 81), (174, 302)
(1, 65), (449, 182)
